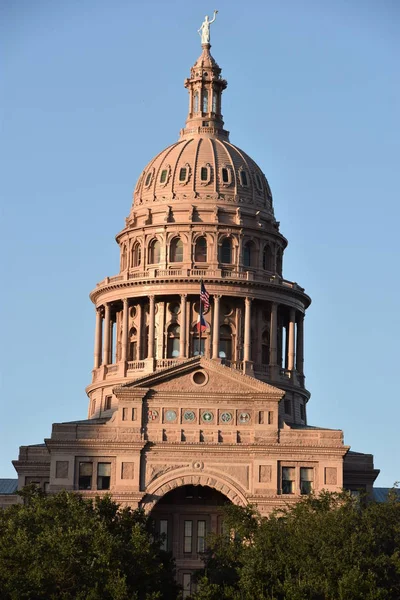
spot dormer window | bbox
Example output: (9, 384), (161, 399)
(145, 171), (153, 187)
(239, 170), (249, 187)
(199, 164), (212, 185)
(160, 169), (168, 183)
(255, 173), (263, 191)
(221, 167), (232, 186)
(179, 168), (187, 182)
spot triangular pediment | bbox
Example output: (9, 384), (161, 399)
(115, 357), (284, 400)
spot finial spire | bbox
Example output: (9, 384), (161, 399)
(198, 10), (218, 45)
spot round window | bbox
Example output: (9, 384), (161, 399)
(130, 306), (137, 319)
(192, 370), (207, 386)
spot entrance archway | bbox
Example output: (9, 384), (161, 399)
(150, 484), (231, 599)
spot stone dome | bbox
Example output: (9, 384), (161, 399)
(131, 43), (275, 220)
(133, 137), (274, 216)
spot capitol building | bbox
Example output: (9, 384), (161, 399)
(0, 29), (379, 595)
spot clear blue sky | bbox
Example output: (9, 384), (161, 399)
(1, 0), (399, 486)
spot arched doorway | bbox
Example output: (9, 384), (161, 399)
(150, 485), (230, 598)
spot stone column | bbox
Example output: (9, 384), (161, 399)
(288, 308), (296, 371)
(212, 295), (221, 359)
(121, 298), (129, 362)
(109, 315), (114, 364)
(137, 304), (142, 360)
(244, 297), (252, 362)
(296, 313), (304, 374)
(148, 295), (155, 359)
(180, 294), (187, 358)
(102, 303), (111, 365)
(269, 302), (278, 365)
(94, 307), (103, 368)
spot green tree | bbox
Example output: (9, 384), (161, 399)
(0, 486), (179, 600)
(194, 490), (400, 600)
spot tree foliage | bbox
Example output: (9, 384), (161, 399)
(0, 486), (179, 600)
(194, 490), (400, 600)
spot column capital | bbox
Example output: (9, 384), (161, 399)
(180, 293), (188, 299)
(123, 297), (129, 306)
(245, 296), (254, 305)
(213, 294), (222, 300)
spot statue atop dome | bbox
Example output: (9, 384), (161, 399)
(198, 10), (218, 45)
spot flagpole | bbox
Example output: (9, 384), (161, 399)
(199, 279), (203, 356)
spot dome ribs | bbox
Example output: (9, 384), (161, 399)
(171, 137), (194, 198)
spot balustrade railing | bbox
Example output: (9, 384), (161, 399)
(127, 360), (146, 370)
(95, 267), (303, 291)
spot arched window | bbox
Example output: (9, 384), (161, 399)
(262, 330), (270, 365)
(212, 92), (217, 113)
(220, 238), (232, 264)
(243, 241), (254, 268)
(202, 90), (208, 113)
(276, 248), (283, 275)
(131, 242), (141, 268)
(128, 327), (137, 361)
(262, 245), (273, 271)
(193, 91), (199, 113)
(194, 237), (207, 262)
(120, 244), (127, 270)
(148, 239), (161, 265)
(192, 325), (206, 356)
(170, 238), (183, 263)
(167, 324), (180, 358)
(219, 324), (232, 360)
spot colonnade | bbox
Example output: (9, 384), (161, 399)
(93, 294), (305, 377)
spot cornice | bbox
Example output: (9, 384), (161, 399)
(90, 276), (311, 307)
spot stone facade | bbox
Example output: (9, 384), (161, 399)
(3, 42), (379, 590)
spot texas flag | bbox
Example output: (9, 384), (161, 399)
(196, 311), (208, 332)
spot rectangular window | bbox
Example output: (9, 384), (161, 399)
(184, 520), (193, 553)
(122, 407), (128, 421)
(200, 166), (208, 181)
(282, 467), (295, 494)
(104, 396), (112, 410)
(182, 573), (192, 599)
(300, 468), (313, 495)
(197, 520), (206, 553)
(78, 462), (93, 490)
(179, 167), (187, 182)
(160, 169), (168, 183)
(160, 519), (168, 551)
(97, 462), (111, 490)
(284, 399), (291, 415)
(300, 403), (305, 420)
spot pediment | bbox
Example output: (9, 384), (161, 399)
(116, 357), (284, 400)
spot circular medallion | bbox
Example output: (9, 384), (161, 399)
(148, 409), (159, 421)
(165, 410), (177, 422)
(202, 411), (214, 423)
(221, 411), (232, 423)
(238, 411), (250, 424)
(183, 410), (195, 422)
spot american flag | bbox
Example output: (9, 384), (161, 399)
(200, 281), (210, 314)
